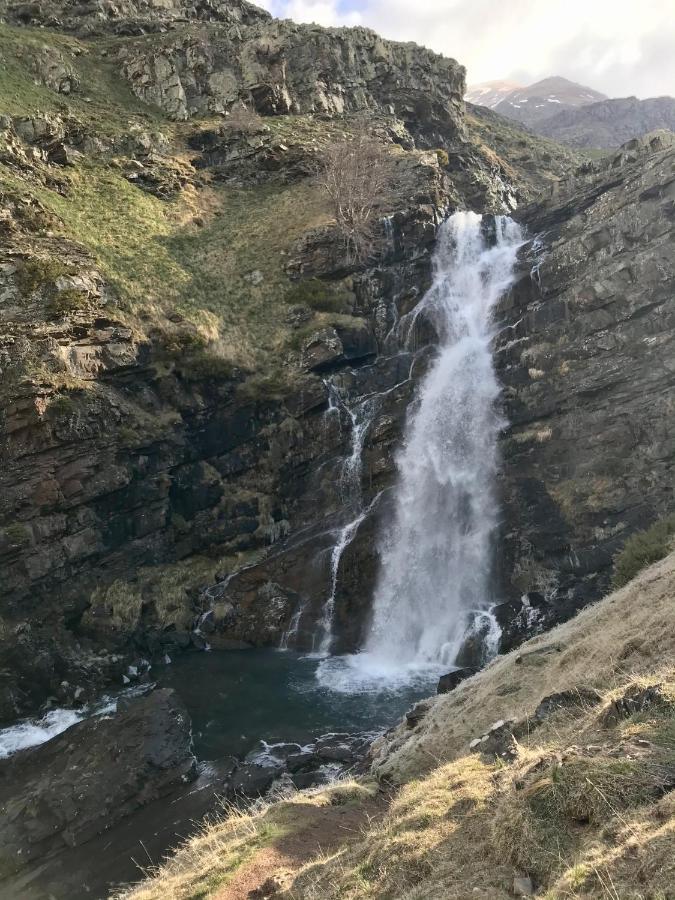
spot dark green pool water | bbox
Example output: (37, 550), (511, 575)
(156, 648), (436, 760)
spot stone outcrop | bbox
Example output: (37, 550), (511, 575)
(116, 20), (465, 145)
(5, 0), (465, 144)
(0, 688), (196, 875)
(4, 0), (270, 35)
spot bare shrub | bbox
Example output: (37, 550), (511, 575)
(225, 103), (263, 133)
(317, 134), (393, 264)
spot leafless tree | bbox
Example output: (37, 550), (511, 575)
(317, 134), (393, 264)
(224, 102), (263, 133)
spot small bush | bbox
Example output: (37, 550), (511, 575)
(3, 524), (31, 547)
(237, 370), (291, 402)
(178, 350), (235, 381)
(612, 514), (675, 588)
(285, 278), (350, 314)
(435, 148), (449, 166)
(225, 103), (264, 133)
(14, 257), (71, 295)
(286, 324), (316, 353)
(49, 394), (76, 417)
(48, 289), (89, 318)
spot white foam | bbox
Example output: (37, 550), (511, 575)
(0, 708), (84, 758)
(315, 653), (442, 695)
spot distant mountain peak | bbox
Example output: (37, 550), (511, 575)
(465, 80), (523, 110)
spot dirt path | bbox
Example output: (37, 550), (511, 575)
(214, 795), (387, 900)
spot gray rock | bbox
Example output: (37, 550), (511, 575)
(286, 751), (318, 773)
(0, 689), (196, 874)
(437, 667), (477, 694)
(405, 701), (431, 729)
(228, 762), (282, 798)
(533, 687), (603, 723)
(469, 719), (519, 762)
(601, 684), (668, 726)
(513, 875), (535, 896)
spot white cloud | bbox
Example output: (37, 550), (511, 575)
(256, 0), (675, 98)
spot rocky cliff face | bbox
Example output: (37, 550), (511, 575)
(0, 0), (673, 721)
(496, 131), (675, 643)
(4, 0), (465, 145)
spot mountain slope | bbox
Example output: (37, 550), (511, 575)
(538, 95), (675, 148)
(493, 76), (607, 127)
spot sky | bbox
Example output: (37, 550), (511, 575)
(256, 0), (675, 99)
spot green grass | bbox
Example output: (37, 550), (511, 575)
(0, 24), (164, 133)
(613, 514), (675, 588)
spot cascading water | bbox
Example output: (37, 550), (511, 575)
(318, 210), (523, 691)
(313, 393), (380, 655)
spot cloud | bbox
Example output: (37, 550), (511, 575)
(256, 0), (674, 98)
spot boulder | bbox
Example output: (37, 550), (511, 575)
(437, 667), (476, 694)
(0, 689), (197, 874)
(301, 328), (344, 372)
(227, 762), (282, 799)
(405, 701), (431, 729)
(600, 683), (668, 726)
(533, 687), (603, 724)
(286, 751), (318, 773)
(469, 719), (519, 762)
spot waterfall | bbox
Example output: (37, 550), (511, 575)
(312, 393), (379, 655)
(318, 211), (523, 691)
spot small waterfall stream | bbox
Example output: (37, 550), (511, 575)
(313, 392), (380, 654)
(318, 210), (524, 690)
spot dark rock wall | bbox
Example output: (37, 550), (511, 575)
(495, 133), (675, 644)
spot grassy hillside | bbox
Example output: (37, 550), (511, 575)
(118, 552), (675, 900)
(0, 23), (338, 372)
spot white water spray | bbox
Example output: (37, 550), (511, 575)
(318, 211), (523, 691)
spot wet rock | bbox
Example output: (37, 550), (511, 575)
(291, 770), (328, 790)
(317, 744), (355, 763)
(0, 689), (196, 873)
(286, 751), (318, 773)
(245, 742), (302, 764)
(437, 667), (476, 694)
(228, 762), (282, 799)
(498, 136), (675, 642)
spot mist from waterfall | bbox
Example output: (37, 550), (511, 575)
(317, 211), (523, 692)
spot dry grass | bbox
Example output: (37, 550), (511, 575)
(117, 782), (378, 900)
(116, 800), (288, 900)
